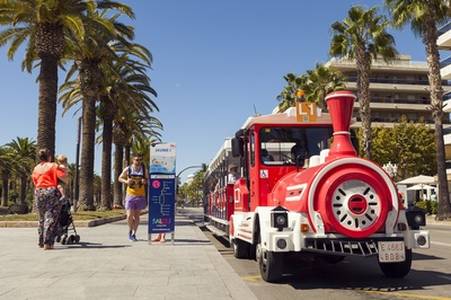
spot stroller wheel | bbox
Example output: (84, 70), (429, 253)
(56, 236), (61, 243)
(68, 235), (75, 244)
(74, 235), (80, 244)
(61, 236), (67, 245)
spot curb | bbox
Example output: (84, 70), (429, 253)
(0, 215), (126, 228)
(426, 216), (451, 227)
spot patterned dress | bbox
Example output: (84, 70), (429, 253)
(32, 162), (65, 246)
(35, 188), (62, 246)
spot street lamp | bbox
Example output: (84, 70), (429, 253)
(176, 164), (207, 206)
(73, 116), (82, 210)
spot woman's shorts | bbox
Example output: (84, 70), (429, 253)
(125, 195), (147, 210)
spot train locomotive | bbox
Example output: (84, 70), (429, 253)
(203, 91), (430, 282)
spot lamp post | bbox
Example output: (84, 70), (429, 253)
(73, 116), (82, 211)
(176, 164), (206, 207)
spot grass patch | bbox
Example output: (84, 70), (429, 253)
(0, 209), (125, 222)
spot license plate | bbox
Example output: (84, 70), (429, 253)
(378, 241), (405, 263)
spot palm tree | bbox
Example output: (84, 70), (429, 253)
(0, 0), (90, 156)
(97, 51), (158, 210)
(385, 0), (451, 219)
(277, 73), (307, 112)
(0, 146), (14, 207)
(7, 137), (36, 211)
(330, 6), (398, 159)
(112, 107), (162, 206)
(60, 7), (135, 211)
(303, 64), (345, 109)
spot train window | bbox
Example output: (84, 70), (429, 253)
(250, 131), (255, 166)
(259, 127), (332, 166)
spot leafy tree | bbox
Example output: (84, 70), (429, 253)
(359, 117), (436, 180)
(179, 170), (205, 207)
(385, 0), (451, 219)
(330, 6), (397, 159)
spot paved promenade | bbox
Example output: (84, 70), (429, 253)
(0, 214), (256, 300)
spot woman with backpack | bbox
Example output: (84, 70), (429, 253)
(119, 154), (148, 241)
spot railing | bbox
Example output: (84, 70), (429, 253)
(370, 97), (429, 105)
(440, 56), (451, 69)
(355, 116), (451, 124)
(346, 76), (449, 86)
(438, 21), (451, 36)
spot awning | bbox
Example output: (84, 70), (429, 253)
(397, 175), (435, 185)
(406, 184), (436, 191)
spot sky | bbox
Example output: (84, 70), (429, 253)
(0, 0), (430, 181)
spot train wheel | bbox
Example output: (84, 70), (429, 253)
(232, 239), (251, 259)
(258, 247), (283, 283)
(256, 231), (283, 283)
(378, 248), (412, 278)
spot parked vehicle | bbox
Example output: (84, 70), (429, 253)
(204, 91), (429, 282)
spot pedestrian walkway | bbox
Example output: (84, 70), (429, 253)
(0, 214), (256, 300)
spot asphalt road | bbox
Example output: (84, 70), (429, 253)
(180, 208), (451, 300)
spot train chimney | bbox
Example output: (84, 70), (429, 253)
(325, 90), (357, 159)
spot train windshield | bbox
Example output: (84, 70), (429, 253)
(259, 127), (332, 166)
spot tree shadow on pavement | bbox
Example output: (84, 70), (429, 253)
(58, 242), (131, 250)
(278, 255), (451, 292)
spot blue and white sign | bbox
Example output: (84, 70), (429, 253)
(148, 175), (175, 233)
(148, 143), (176, 236)
(149, 143), (176, 174)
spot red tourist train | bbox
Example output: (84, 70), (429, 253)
(203, 91), (430, 282)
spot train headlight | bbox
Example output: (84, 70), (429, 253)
(276, 238), (287, 249)
(417, 235), (427, 246)
(406, 208), (426, 229)
(271, 211), (288, 230)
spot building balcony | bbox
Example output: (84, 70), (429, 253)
(353, 102), (428, 111)
(370, 97), (430, 105)
(438, 22), (451, 49)
(445, 133), (451, 147)
(444, 99), (451, 113)
(345, 76), (448, 86)
(327, 56), (428, 73)
(345, 81), (451, 93)
(441, 56), (451, 80)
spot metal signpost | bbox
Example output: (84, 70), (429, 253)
(148, 143), (176, 245)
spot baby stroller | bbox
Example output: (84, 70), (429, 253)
(55, 198), (80, 245)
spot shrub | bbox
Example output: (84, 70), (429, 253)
(414, 200), (437, 215)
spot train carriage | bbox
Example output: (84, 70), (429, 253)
(204, 91), (430, 282)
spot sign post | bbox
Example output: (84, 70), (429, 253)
(148, 143), (176, 245)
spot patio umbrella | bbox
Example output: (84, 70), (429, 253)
(406, 184), (435, 191)
(397, 175), (435, 185)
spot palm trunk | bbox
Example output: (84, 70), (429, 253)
(113, 143), (124, 208)
(19, 174), (27, 206)
(424, 18), (451, 219)
(100, 107), (114, 210)
(356, 48), (372, 159)
(37, 54), (58, 157)
(1, 172), (8, 207)
(79, 95), (97, 211)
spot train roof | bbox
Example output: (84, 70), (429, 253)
(241, 107), (332, 129)
(205, 138), (232, 177)
(205, 108), (334, 177)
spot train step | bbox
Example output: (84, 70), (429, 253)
(206, 224), (227, 237)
